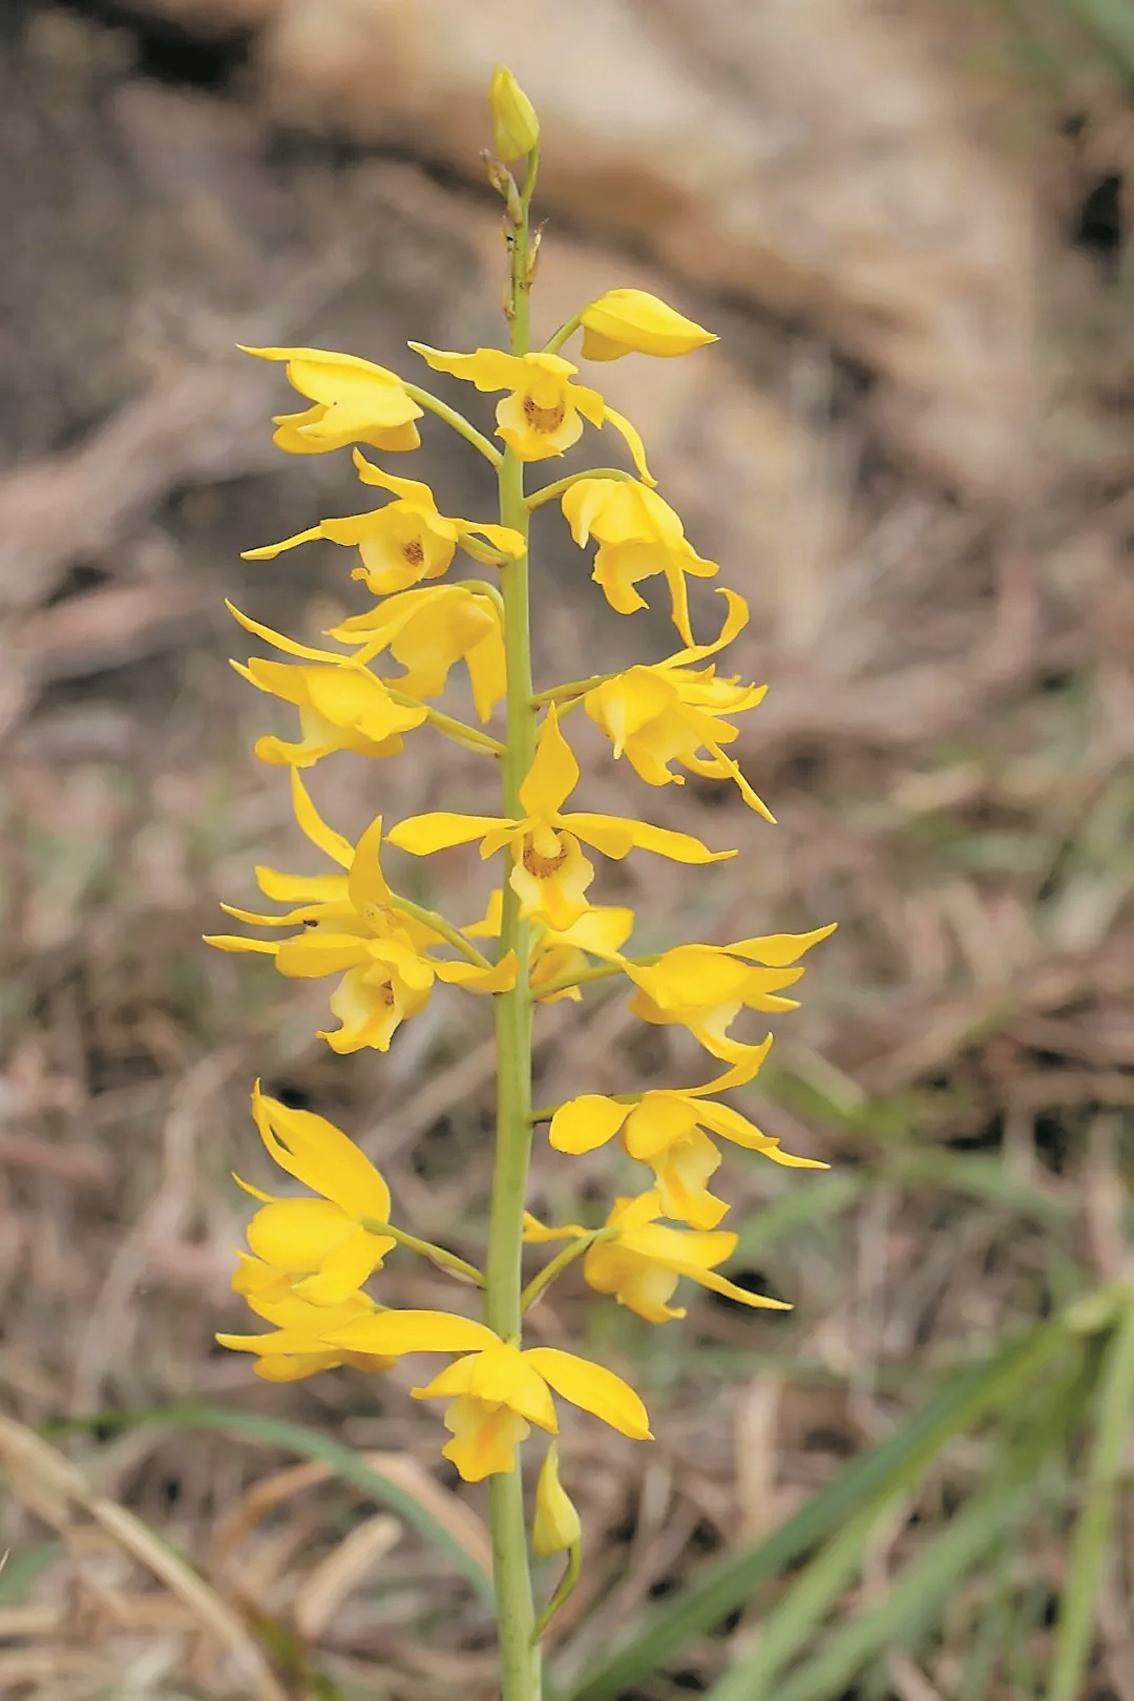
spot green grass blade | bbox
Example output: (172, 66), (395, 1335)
(0, 1540), (60, 1605)
(53, 1401), (494, 1606)
(560, 1321), (1072, 1701)
(738, 1480), (1028, 1701)
(1047, 1293), (1134, 1701)
(706, 1509), (880, 1701)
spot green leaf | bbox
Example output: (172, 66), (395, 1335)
(51, 1402), (493, 1606)
(558, 1321), (1073, 1701)
(1047, 1293), (1134, 1701)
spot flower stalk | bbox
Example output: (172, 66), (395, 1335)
(485, 138), (543, 1700)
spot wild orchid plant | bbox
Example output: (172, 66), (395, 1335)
(207, 67), (833, 1700)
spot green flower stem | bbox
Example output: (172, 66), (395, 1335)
(386, 689), (505, 756)
(541, 310), (582, 356)
(531, 672), (617, 705)
(526, 466), (633, 510)
(533, 960), (627, 1000)
(486, 139), (543, 1701)
(457, 578), (508, 619)
(402, 381), (503, 468)
(533, 1541), (581, 1641)
(386, 895), (493, 970)
(358, 1219), (485, 1287)
(520, 1233), (596, 1314)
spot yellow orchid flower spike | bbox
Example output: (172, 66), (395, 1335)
(205, 770), (516, 1051)
(579, 288), (717, 362)
(243, 450), (525, 593)
(215, 71), (838, 1681)
(583, 589), (773, 818)
(624, 926), (837, 1061)
(240, 345), (423, 455)
(319, 1308), (652, 1483)
(409, 342), (654, 482)
(229, 1084), (398, 1305)
(559, 476), (718, 646)
(525, 1190), (791, 1323)
(388, 704), (735, 932)
(548, 1042), (826, 1230)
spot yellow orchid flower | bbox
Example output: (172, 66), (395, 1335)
(583, 589), (773, 818)
(579, 289), (717, 362)
(230, 1083), (398, 1305)
(490, 65), (539, 161)
(217, 1279), (394, 1381)
(623, 926), (836, 1061)
(319, 1308), (652, 1482)
(525, 1191), (791, 1323)
(409, 343), (654, 481)
(533, 1445), (580, 1558)
(560, 477), (717, 646)
(240, 345), (423, 455)
(243, 450), (525, 593)
(465, 889), (634, 1003)
(205, 770), (516, 1052)
(388, 704), (735, 932)
(228, 607), (428, 767)
(326, 584), (505, 723)
(548, 1043), (825, 1229)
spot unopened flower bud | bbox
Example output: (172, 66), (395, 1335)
(533, 1443), (581, 1557)
(580, 289), (717, 361)
(490, 65), (540, 162)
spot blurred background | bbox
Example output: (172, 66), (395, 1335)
(2, 2), (1133, 1697)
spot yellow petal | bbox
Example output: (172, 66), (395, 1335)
(321, 1308), (500, 1356)
(464, 521), (526, 558)
(203, 933), (280, 956)
(441, 1396), (529, 1481)
(663, 587), (750, 668)
(523, 1347), (653, 1440)
(489, 65), (540, 161)
(729, 923), (838, 966)
(387, 812), (512, 856)
(522, 1212), (589, 1244)
(291, 1227), (393, 1305)
(464, 889), (504, 939)
(290, 769), (354, 869)
(667, 1257), (792, 1311)
(350, 449), (439, 512)
(246, 1196), (353, 1270)
(549, 1096), (631, 1155)
(240, 525), (329, 562)
(533, 1444), (581, 1557)
(601, 405), (656, 487)
(580, 289), (717, 362)
(252, 1083), (391, 1221)
(408, 343), (528, 393)
(519, 705), (579, 819)
(433, 952), (518, 994)
(682, 1035), (775, 1097)
(563, 812), (735, 864)
(347, 814), (392, 913)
